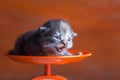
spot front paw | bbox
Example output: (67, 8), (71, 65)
(75, 52), (83, 55)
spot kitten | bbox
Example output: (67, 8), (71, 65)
(9, 19), (78, 56)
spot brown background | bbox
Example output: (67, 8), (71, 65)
(0, 0), (120, 80)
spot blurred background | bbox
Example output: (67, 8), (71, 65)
(0, 0), (120, 80)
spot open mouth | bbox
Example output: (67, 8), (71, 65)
(55, 46), (65, 52)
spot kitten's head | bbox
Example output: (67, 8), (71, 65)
(39, 19), (77, 55)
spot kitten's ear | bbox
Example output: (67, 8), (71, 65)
(72, 32), (77, 37)
(40, 26), (47, 30)
(74, 33), (77, 36)
(39, 26), (49, 32)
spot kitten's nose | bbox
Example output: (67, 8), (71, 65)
(61, 40), (67, 47)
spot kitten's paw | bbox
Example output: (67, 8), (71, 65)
(75, 52), (83, 56)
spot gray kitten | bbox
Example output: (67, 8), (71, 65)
(9, 19), (77, 56)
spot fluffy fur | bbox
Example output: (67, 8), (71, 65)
(9, 19), (77, 56)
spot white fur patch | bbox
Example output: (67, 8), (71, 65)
(60, 21), (70, 31)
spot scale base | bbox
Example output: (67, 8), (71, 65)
(32, 75), (68, 80)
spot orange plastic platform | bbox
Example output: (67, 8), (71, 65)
(5, 50), (92, 80)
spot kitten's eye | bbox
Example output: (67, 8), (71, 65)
(55, 36), (60, 39)
(68, 38), (71, 41)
